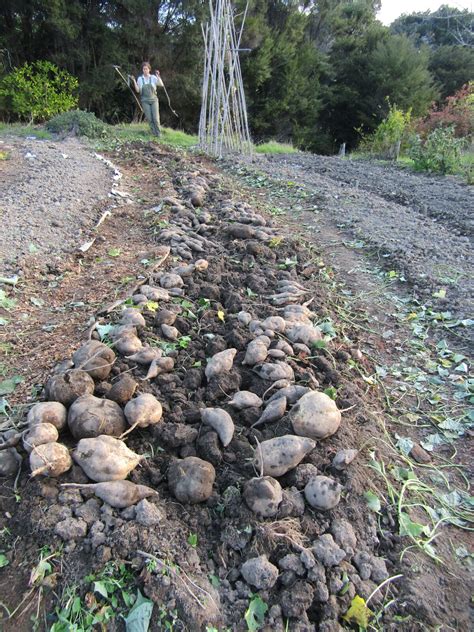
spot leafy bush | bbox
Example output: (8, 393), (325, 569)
(408, 126), (465, 175)
(46, 110), (109, 138)
(416, 83), (473, 139)
(0, 61), (78, 123)
(359, 102), (413, 158)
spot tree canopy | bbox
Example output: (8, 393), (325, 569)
(0, 1), (471, 152)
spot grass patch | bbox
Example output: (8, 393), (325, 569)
(91, 123), (198, 152)
(0, 122), (51, 139)
(255, 140), (297, 154)
(112, 123), (198, 149)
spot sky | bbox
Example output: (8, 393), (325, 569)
(377, 1), (473, 25)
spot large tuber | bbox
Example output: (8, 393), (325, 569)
(73, 435), (142, 482)
(68, 395), (126, 439)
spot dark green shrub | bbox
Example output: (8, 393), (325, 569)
(0, 61), (78, 123)
(408, 126), (465, 174)
(46, 110), (109, 138)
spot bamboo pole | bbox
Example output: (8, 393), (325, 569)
(199, 0), (252, 157)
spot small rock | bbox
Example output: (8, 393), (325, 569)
(300, 548), (316, 570)
(285, 463), (319, 489)
(277, 487), (306, 518)
(370, 556), (389, 583)
(75, 498), (102, 524)
(121, 506), (136, 520)
(312, 534), (346, 567)
(330, 519), (357, 557)
(135, 499), (163, 526)
(241, 555), (279, 590)
(154, 423), (198, 447)
(55, 517), (88, 540)
(278, 554), (305, 576)
(353, 551), (372, 581)
(58, 489), (83, 505)
(280, 581), (314, 618)
(89, 521), (106, 548)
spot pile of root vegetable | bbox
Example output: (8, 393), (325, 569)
(1, 160), (396, 631)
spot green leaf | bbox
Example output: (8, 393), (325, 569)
(364, 490), (381, 513)
(108, 248), (121, 257)
(187, 533), (198, 547)
(0, 375), (24, 396)
(71, 596), (82, 615)
(0, 289), (16, 311)
(209, 573), (220, 588)
(0, 398), (10, 415)
(0, 553), (9, 568)
(432, 288), (446, 299)
(96, 323), (114, 340)
(144, 301), (159, 312)
(244, 595), (268, 632)
(324, 386), (337, 400)
(124, 590), (153, 632)
(94, 580), (108, 599)
(420, 433), (447, 452)
(395, 435), (414, 456)
(343, 595), (373, 628)
(399, 512), (428, 538)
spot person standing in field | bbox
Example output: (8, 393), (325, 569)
(130, 61), (161, 136)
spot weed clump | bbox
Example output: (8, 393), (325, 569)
(46, 109), (109, 138)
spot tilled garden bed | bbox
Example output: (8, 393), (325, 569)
(0, 141), (471, 631)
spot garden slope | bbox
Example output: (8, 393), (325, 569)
(238, 153), (473, 322)
(0, 137), (471, 632)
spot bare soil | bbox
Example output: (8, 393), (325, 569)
(0, 137), (472, 632)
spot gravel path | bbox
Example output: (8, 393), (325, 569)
(240, 153), (473, 319)
(1, 137), (472, 319)
(0, 137), (112, 270)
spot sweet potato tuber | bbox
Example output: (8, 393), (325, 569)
(27, 402), (67, 431)
(73, 435), (142, 482)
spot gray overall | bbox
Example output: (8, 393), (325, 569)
(140, 78), (160, 136)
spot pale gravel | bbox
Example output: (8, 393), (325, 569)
(0, 136), (112, 270)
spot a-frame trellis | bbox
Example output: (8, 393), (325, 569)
(199, 0), (252, 157)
